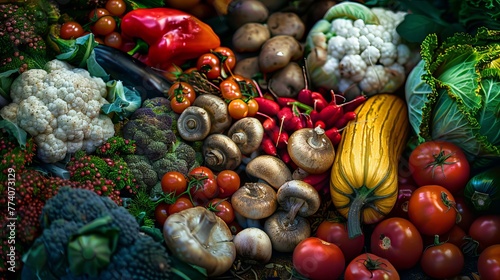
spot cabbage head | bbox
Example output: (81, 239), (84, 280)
(405, 27), (500, 169)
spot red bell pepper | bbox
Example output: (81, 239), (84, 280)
(120, 8), (221, 70)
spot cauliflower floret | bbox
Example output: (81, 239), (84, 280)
(0, 59), (115, 163)
(339, 55), (367, 82)
(359, 65), (390, 94)
(361, 46), (381, 65)
(327, 36), (347, 60)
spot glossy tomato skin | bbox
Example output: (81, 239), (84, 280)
(168, 82), (196, 104)
(197, 53), (221, 80)
(478, 244), (500, 280)
(91, 15), (116, 36)
(60, 21), (84, 39)
(161, 171), (188, 195)
(216, 170), (240, 198)
(105, 0), (126, 16)
(408, 185), (457, 236)
(468, 215), (500, 252)
(228, 99), (248, 119)
(213, 46), (236, 71)
(315, 220), (364, 262)
(370, 217), (423, 269)
(344, 253), (400, 280)
(168, 196), (194, 215)
(420, 241), (464, 279)
(154, 202), (170, 226)
(206, 198), (235, 224)
(189, 167), (218, 205)
(409, 140), (470, 194)
(292, 237), (345, 280)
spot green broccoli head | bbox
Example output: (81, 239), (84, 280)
(124, 155), (158, 190)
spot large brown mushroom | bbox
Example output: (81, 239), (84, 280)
(227, 117), (264, 155)
(231, 182), (278, 221)
(203, 134), (242, 171)
(193, 94), (232, 134)
(163, 206), (236, 277)
(277, 180), (321, 218)
(245, 155), (292, 189)
(177, 106), (211, 141)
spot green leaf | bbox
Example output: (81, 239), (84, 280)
(0, 69), (18, 100)
(86, 50), (110, 81)
(55, 33), (99, 69)
(101, 80), (142, 120)
(0, 118), (27, 148)
(396, 14), (446, 43)
(323, 1), (379, 24)
(169, 255), (208, 280)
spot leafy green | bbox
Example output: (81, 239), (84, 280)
(405, 27), (500, 169)
(102, 80), (142, 120)
(0, 117), (28, 148)
(323, 1), (379, 24)
(0, 69), (18, 101)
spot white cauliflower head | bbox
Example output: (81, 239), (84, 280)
(0, 59), (115, 163)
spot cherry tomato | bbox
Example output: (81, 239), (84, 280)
(168, 196), (194, 215)
(478, 244), (500, 280)
(60, 21), (84, 39)
(206, 198), (235, 224)
(408, 185), (457, 236)
(228, 99), (248, 119)
(197, 53), (221, 80)
(409, 140), (470, 194)
(216, 170), (240, 198)
(170, 95), (191, 114)
(246, 98), (259, 117)
(468, 215), (500, 253)
(168, 82), (196, 104)
(344, 253), (400, 280)
(104, 31), (123, 49)
(420, 239), (464, 279)
(292, 237), (345, 280)
(161, 171), (188, 195)
(370, 217), (423, 270)
(220, 78), (243, 100)
(88, 8), (110, 21)
(213, 46), (236, 72)
(315, 219), (364, 262)
(189, 167), (218, 205)
(91, 15), (117, 36)
(154, 202), (170, 226)
(105, 0), (126, 16)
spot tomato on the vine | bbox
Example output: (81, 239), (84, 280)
(161, 171), (187, 195)
(408, 185), (457, 236)
(60, 21), (84, 39)
(206, 198), (235, 224)
(315, 219), (364, 262)
(228, 99), (248, 119)
(170, 95), (191, 114)
(154, 202), (170, 226)
(104, 31), (123, 49)
(344, 253), (400, 280)
(91, 15), (117, 36)
(190, 166), (215, 180)
(468, 215), (500, 253)
(197, 53), (221, 80)
(168, 196), (194, 215)
(246, 98), (259, 117)
(370, 217), (423, 270)
(478, 244), (500, 280)
(220, 78), (243, 100)
(292, 237), (345, 280)
(105, 0), (126, 16)
(189, 167), (218, 205)
(409, 140), (470, 194)
(88, 8), (110, 21)
(168, 81), (196, 103)
(216, 170), (240, 198)
(213, 46), (236, 72)
(420, 238), (464, 279)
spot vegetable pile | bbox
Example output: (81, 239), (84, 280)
(1, 0), (500, 280)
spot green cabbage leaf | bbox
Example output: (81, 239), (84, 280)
(406, 27), (500, 169)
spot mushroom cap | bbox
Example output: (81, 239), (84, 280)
(277, 180), (321, 217)
(245, 155), (293, 189)
(177, 106), (211, 141)
(192, 94), (232, 134)
(202, 134), (242, 172)
(163, 206), (236, 277)
(227, 117), (264, 155)
(264, 210), (311, 253)
(233, 227), (273, 263)
(231, 182), (278, 219)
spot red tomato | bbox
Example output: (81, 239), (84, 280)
(370, 217), (423, 269)
(292, 237), (345, 280)
(468, 215), (500, 253)
(441, 225), (467, 248)
(189, 167), (218, 205)
(246, 98), (259, 117)
(344, 253), (400, 280)
(315, 219), (364, 262)
(105, 0), (126, 16)
(60, 21), (84, 39)
(409, 140), (470, 194)
(197, 53), (221, 80)
(478, 244), (500, 280)
(161, 171), (188, 195)
(213, 46), (236, 72)
(170, 95), (191, 114)
(206, 198), (235, 224)
(420, 240), (464, 279)
(88, 8), (110, 21)
(220, 78), (243, 100)
(104, 31), (123, 49)
(216, 170), (240, 198)
(228, 99), (248, 119)
(454, 195), (476, 232)
(154, 202), (170, 226)
(168, 196), (194, 215)
(408, 185), (457, 236)
(91, 15), (117, 36)
(167, 82), (196, 104)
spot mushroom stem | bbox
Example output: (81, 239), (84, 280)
(284, 199), (305, 226)
(191, 211), (217, 246)
(231, 132), (247, 145)
(307, 126), (326, 149)
(186, 118), (197, 129)
(205, 150), (225, 167)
